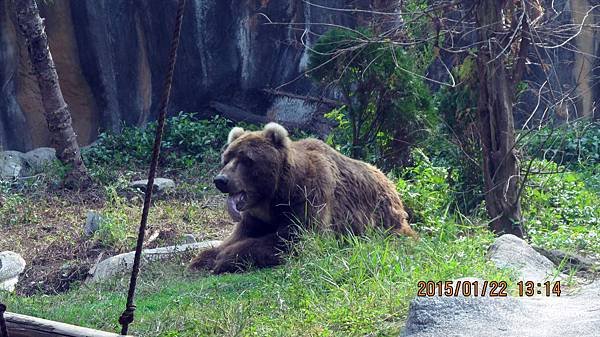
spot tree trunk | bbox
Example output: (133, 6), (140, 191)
(13, 0), (91, 189)
(475, 0), (524, 237)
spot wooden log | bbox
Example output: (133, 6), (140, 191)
(5, 312), (128, 337)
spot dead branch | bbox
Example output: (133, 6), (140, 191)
(209, 101), (303, 130)
(262, 89), (342, 107)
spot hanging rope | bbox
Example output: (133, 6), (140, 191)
(0, 303), (8, 337)
(119, 0), (186, 335)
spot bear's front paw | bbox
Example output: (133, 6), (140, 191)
(211, 244), (253, 274)
(188, 247), (220, 272)
(212, 259), (244, 274)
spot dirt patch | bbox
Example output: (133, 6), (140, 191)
(0, 180), (233, 296)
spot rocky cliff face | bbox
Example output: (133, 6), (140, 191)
(0, 0), (597, 151)
(518, 0), (600, 124)
(0, 0), (374, 151)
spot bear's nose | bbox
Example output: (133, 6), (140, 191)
(213, 174), (229, 193)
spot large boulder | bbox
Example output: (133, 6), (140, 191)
(0, 147), (57, 178)
(401, 235), (600, 337)
(21, 147), (57, 174)
(87, 240), (221, 282)
(488, 234), (557, 282)
(0, 251), (26, 292)
(401, 281), (600, 337)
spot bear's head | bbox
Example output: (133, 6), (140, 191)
(214, 123), (290, 216)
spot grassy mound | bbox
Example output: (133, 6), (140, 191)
(3, 229), (509, 337)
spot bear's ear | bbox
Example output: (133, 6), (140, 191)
(227, 127), (246, 144)
(263, 122), (289, 147)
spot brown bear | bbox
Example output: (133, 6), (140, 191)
(189, 123), (415, 274)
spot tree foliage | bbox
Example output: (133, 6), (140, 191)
(308, 28), (434, 168)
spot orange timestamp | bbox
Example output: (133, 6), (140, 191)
(417, 280), (562, 297)
(417, 280), (508, 297)
(517, 280), (561, 297)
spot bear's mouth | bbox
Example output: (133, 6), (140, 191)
(226, 191), (247, 220)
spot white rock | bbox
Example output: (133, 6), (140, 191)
(182, 234), (197, 244)
(87, 240), (221, 282)
(488, 234), (557, 282)
(0, 251), (26, 292)
(84, 211), (103, 236)
(21, 147), (57, 174)
(130, 178), (175, 194)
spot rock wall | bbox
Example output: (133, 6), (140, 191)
(0, 0), (597, 151)
(0, 0), (377, 151)
(570, 0), (599, 119)
(519, 0), (600, 124)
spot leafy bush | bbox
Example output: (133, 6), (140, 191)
(522, 120), (600, 167)
(521, 160), (600, 253)
(396, 150), (454, 233)
(83, 113), (230, 171)
(392, 149), (487, 241)
(309, 28), (434, 168)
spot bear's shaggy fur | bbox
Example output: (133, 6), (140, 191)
(190, 123), (415, 274)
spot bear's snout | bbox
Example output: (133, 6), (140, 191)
(214, 174), (229, 193)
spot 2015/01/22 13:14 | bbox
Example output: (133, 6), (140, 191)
(416, 280), (562, 297)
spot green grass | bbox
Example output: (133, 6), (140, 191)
(521, 160), (600, 254)
(2, 229), (510, 337)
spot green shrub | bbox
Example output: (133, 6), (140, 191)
(396, 150), (453, 233)
(393, 149), (487, 242)
(309, 27), (434, 168)
(522, 160), (600, 253)
(522, 120), (600, 167)
(83, 113), (230, 171)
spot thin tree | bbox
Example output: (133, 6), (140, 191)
(473, 0), (527, 237)
(12, 0), (92, 189)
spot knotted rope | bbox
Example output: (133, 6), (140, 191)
(119, 0), (186, 334)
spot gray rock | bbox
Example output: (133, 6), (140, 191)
(182, 234), (197, 244)
(84, 211), (103, 236)
(21, 147), (57, 174)
(87, 240), (221, 282)
(403, 296), (522, 337)
(0, 251), (26, 292)
(488, 234), (557, 282)
(130, 178), (175, 194)
(0, 151), (24, 178)
(401, 281), (600, 337)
